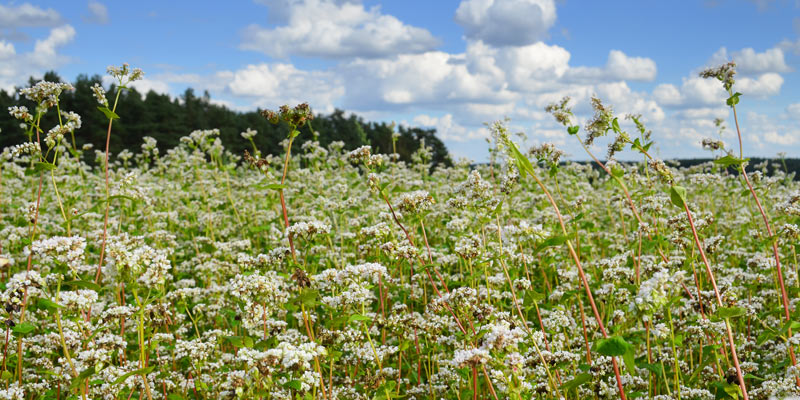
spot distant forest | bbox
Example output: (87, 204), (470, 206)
(575, 157), (800, 179)
(0, 71), (451, 166)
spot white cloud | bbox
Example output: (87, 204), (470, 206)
(778, 38), (800, 55)
(652, 83), (681, 106)
(737, 73), (783, 97)
(0, 41), (16, 60)
(0, 3), (62, 28)
(786, 103), (800, 119)
(763, 131), (799, 145)
(0, 25), (76, 92)
(709, 46), (791, 74)
(455, 0), (556, 46)
(413, 113), (487, 141)
(31, 25), (76, 65)
(565, 50), (657, 82)
(83, 1), (109, 25)
(340, 50), (515, 109)
(240, 0), (438, 58)
(227, 63), (344, 111)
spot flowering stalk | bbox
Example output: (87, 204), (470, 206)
(96, 64), (144, 283)
(498, 130), (628, 400)
(701, 62), (799, 384)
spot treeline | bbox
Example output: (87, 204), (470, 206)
(0, 71), (451, 166)
(575, 157), (800, 178)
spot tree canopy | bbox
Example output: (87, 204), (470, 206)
(0, 71), (451, 166)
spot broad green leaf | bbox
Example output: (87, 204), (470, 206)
(97, 106), (120, 120)
(36, 298), (63, 311)
(561, 372), (591, 391)
(714, 306), (746, 320)
(262, 183), (287, 190)
(62, 280), (102, 292)
(612, 117), (621, 133)
(567, 125), (579, 135)
(348, 314), (372, 324)
(70, 367), (97, 390)
(33, 162), (56, 172)
(669, 185), (688, 209)
(112, 366), (156, 385)
(295, 289), (319, 308)
(12, 322), (36, 336)
(714, 155), (748, 168)
(596, 335), (631, 357)
(283, 380), (303, 390)
(726, 92), (742, 107)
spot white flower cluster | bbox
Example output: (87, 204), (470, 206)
(451, 348), (490, 367)
(26, 235), (87, 274)
(106, 236), (171, 287)
(8, 106), (32, 122)
(240, 128), (257, 139)
(287, 219), (331, 240)
(395, 190), (434, 214)
(19, 81), (74, 108)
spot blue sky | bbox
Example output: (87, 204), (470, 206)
(1, 0), (800, 161)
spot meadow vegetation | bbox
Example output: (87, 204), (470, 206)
(0, 62), (799, 400)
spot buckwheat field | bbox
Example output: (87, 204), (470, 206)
(1, 62), (799, 400)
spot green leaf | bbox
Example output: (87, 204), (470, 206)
(0, 371), (12, 381)
(295, 289), (319, 308)
(70, 367), (97, 390)
(726, 92), (742, 107)
(97, 106), (120, 120)
(507, 141), (535, 176)
(167, 395), (185, 400)
(714, 155), (748, 168)
(224, 336), (254, 348)
(610, 165), (625, 178)
(536, 235), (568, 253)
(36, 298), (63, 311)
(714, 306), (746, 321)
(62, 280), (102, 292)
(262, 183), (287, 190)
(612, 117), (621, 133)
(622, 346), (636, 376)
(283, 380), (303, 390)
(33, 162), (56, 172)
(596, 336), (632, 357)
(112, 366), (155, 386)
(567, 125), (580, 135)
(711, 381), (741, 400)
(348, 314), (372, 324)
(491, 199), (504, 216)
(561, 372), (591, 391)
(12, 322), (36, 336)
(669, 185), (688, 209)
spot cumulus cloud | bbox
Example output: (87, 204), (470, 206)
(413, 113), (487, 141)
(83, 1), (109, 25)
(737, 73), (783, 97)
(340, 50), (515, 109)
(0, 3), (62, 28)
(778, 38), (800, 55)
(0, 25), (76, 91)
(565, 50), (657, 83)
(709, 46), (791, 74)
(786, 103), (800, 119)
(227, 63), (344, 111)
(240, 0), (439, 58)
(455, 0), (556, 46)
